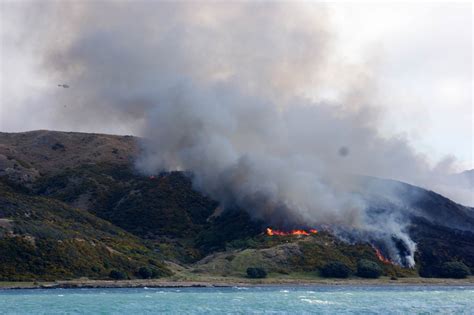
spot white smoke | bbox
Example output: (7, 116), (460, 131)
(5, 1), (472, 266)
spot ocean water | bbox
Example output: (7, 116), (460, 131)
(1, 285), (473, 314)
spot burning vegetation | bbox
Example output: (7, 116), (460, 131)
(266, 227), (393, 265)
(372, 246), (392, 264)
(266, 227), (318, 236)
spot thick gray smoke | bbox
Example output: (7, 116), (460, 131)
(9, 2), (472, 266)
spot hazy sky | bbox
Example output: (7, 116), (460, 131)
(331, 3), (472, 171)
(0, 1), (472, 171)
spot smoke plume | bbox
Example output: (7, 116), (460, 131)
(8, 2), (473, 266)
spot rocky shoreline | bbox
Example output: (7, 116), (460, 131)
(2, 277), (474, 290)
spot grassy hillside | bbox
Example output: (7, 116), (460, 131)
(0, 180), (170, 281)
(0, 130), (136, 173)
(192, 232), (415, 278)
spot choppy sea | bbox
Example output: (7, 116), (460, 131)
(1, 285), (473, 314)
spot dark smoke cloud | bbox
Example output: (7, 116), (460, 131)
(10, 1), (473, 266)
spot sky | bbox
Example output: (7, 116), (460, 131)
(326, 2), (473, 171)
(0, 1), (472, 171)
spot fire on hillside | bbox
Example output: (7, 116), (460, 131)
(266, 227), (318, 236)
(372, 245), (392, 264)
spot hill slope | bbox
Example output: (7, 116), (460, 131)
(0, 181), (170, 281)
(0, 130), (473, 280)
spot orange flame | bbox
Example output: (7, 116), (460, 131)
(266, 227), (318, 236)
(372, 246), (392, 264)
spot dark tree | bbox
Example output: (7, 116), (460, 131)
(138, 266), (152, 279)
(357, 260), (382, 279)
(320, 261), (351, 278)
(246, 267), (267, 279)
(109, 270), (127, 280)
(439, 262), (470, 279)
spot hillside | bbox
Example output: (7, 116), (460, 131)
(0, 130), (136, 174)
(0, 180), (170, 281)
(0, 130), (473, 281)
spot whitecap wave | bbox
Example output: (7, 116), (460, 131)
(300, 298), (336, 305)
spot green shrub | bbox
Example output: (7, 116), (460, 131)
(320, 261), (350, 278)
(439, 262), (470, 279)
(137, 266), (152, 279)
(109, 270), (127, 280)
(357, 260), (382, 278)
(246, 267), (267, 279)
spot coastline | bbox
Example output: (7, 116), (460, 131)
(2, 276), (474, 290)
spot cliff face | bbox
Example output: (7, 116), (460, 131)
(0, 130), (472, 280)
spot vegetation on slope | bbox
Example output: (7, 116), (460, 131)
(35, 164), (217, 238)
(0, 180), (170, 281)
(1, 130), (473, 281)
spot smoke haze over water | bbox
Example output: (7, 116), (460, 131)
(2, 2), (473, 265)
